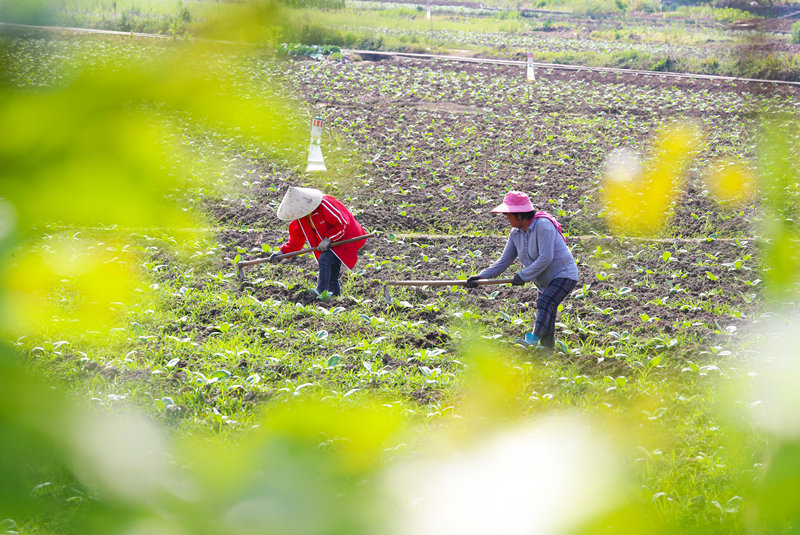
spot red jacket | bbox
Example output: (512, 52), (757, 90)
(280, 195), (366, 270)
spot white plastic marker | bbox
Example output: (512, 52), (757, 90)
(305, 115), (327, 172)
(310, 115), (323, 140)
(526, 52), (535, 83)
(426, 3), (431, 19)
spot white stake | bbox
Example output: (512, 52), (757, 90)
(526, 52), (535, 83)
(306, 115), (327, 172)
(310, 115), (323, 142)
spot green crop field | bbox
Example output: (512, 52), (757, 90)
(3, 1), (800, 534)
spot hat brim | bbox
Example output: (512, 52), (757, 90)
(491, 202), (534, 213)
(276, 187), (324, 221)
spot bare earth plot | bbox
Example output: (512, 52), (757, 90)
(6, 34), (797, 404)
(209, 54), (798, 375)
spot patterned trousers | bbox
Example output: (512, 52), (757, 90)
(534, 277), (577, 348)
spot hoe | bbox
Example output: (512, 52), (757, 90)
(382, 278), (514, 304)
(236, 233), (377, 281)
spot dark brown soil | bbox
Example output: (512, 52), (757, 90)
(208, 54), (784, 354)
(210, 55), (796, 240)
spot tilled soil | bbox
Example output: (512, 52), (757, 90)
(229, 228), (760, 349)
(211, 55), (795, 237)
(209, 55), (790, 353)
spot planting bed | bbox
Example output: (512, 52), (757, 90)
(211, 54), (785, 355)
(9, 36), (794, 408)
(2, 36), (792, 406)
(218, 55), (794, 236)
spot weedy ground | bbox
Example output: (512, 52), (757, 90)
(8, 28), (799, 532)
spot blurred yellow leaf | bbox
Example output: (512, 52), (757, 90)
(601, 122), (704, 236)
(704, 157), (756, 206)
(456, 340), (530, 425)
(0, 238), (136, 337)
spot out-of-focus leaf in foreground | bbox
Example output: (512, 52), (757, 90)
(0, 237), (135, 335)
(0, 39), (298, 233)
(601, 122), (704, 236)
(0, 344), (402, 534)
(703, 157), (756, 208)
(756, 115), (800, 299)
(741, 317), (800, 531)
(0, 345), (72, 522)
(386, 414), (625, 535)
(0, 2), (304, 336)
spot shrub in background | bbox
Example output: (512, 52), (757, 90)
(569, 0), (621, 17)
(650, 56), (676, 71)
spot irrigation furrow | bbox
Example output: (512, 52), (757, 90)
(44, 225), (758, 244)
(346, 48), (800, 88)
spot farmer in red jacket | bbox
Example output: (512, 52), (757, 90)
(270, 186), (366, 296)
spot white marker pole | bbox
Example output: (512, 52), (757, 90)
(426, 3), (431, 19)
(306, 115), (327, 172)
(310, 115), (323, 142)
(526, 52), (535, 83)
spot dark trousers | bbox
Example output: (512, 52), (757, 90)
(316, 250), (342, 296)
(534, 277), (577, 348)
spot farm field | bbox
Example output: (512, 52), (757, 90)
(4, 0), (800, 79)
(3, 15), (800, 535)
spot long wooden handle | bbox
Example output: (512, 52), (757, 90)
(384, 278), (515, 287)
(238, 233), (376, 267)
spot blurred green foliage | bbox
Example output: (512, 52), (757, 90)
(756, 116), (800, 299)
(0, 2), (306, 338)
(3, 2), (800, 534)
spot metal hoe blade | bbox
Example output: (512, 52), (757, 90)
(383, 284), (393, 305)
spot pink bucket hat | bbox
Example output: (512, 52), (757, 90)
(491, 191), (534, 213)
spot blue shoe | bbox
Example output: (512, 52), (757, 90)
(514, 333), (540, 347)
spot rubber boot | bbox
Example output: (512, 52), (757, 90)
(514, 332), (540, 347)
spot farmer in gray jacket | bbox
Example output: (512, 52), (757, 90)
(466, 191), (579, 349)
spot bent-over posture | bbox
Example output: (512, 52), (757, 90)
(467, 190), (578, 349)
(272, 186), (366, 297)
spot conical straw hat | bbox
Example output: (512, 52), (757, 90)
(276, 186), (324, 221)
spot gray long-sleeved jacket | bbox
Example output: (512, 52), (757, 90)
(478, 217), (579, 290)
